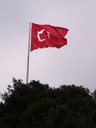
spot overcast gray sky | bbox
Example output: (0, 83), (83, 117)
(0, 0), (96, 94)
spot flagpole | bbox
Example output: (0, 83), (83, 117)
(26, 23), (32, 84)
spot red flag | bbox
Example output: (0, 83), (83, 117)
(30, 23), (68, 51)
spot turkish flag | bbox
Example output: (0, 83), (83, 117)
(30, 23), (68, 51)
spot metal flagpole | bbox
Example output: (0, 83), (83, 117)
(26, 23), (32, 84)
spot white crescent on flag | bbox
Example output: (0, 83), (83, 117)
(37, 29), (46, 42)
(37, 29), (50, 42)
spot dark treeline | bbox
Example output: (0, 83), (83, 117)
(0, 78), (96, 128)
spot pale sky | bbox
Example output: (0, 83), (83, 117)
(0, 0), (96, 95)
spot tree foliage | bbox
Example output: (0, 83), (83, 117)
(0, 78), (96, 128)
